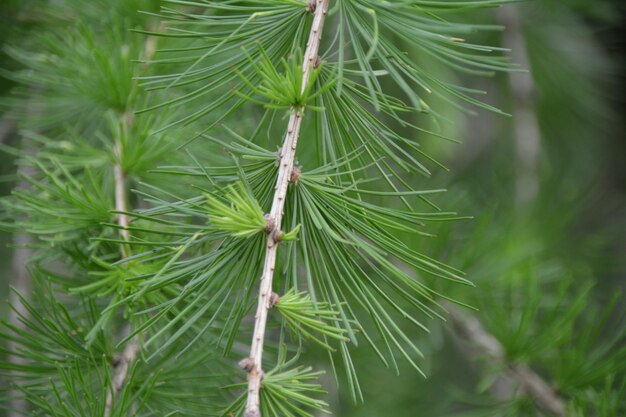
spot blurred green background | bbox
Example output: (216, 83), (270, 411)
(1, 1), (625, 416)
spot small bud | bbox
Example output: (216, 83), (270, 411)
(289, 167), (301, 185)
(111, 356), (121, 367)
(306, 0), (316, 13)
(279, 224), (301, 242)
(245, 409), (261, 417)
(264, 215), (276, 234)
(270, 227), (282, 243)
(312, 55), (322, 69)
(238, 357), (254, 373)
(269, 292), (280, 307)
(275, 147), (283, 167)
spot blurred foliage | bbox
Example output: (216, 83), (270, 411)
(322, 1), (626, 416)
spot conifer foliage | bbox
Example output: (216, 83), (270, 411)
(5, 1), (622, 417)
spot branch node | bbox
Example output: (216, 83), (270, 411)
(306, 0), (316, 13)
(313, 55), (322, 69)
(275, 147), (283, 166)
(269, 292), (280, 307)
(270, 227), (282, 243)
(238, 357), (255, 373)
(263, 215), (276, 234)
(289, 167), (301, 185)
(111, 355), (121, 367)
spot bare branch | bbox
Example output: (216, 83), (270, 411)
(444, 302), (566, 416)
(244, 1), (330, 416)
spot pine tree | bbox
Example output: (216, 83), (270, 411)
(1, 1), (624, 417)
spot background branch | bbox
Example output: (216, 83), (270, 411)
(104, 119), (139, 417)
(6, 100), (34, 417)
(497, 5), (541, 205)
(102, 24), (163, 413)
(444, 302), (566, 416)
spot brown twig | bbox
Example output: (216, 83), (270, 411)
(243, 2), (330, 416)
(444, 302), (566, 416)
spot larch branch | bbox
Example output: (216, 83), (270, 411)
(103, 20), (164, 413)
(104, 124), (139, 417)
(113, 142), (131, 257)
(105, 325), (140, 416)
(243, 1), (330, 416)
(444, 302), (566, 416)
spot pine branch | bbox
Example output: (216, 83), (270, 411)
(113, 141), (131, 257)
(243, 1), (330, 416)
(444, 302), (566, 416)
(105, 116), (139, 417)
(103, 21), (166, 411)
(105, 325), (140, 417)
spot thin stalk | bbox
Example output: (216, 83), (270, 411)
(244, 1), (330, 416)
(105, 326), (140, 416)
(114, 142), (131, 257)
(104, 22), (163, 413)
(104, 127), (140, 417)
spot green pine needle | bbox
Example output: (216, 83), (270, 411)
(223, 364), (329, 417)
(206, 182), (267, 238)
(233, 47), (335, 111)
(275, 289), (350, 351)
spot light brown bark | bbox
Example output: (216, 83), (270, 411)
(243, 2), (330, 416)
(104, 130), (139, 417)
